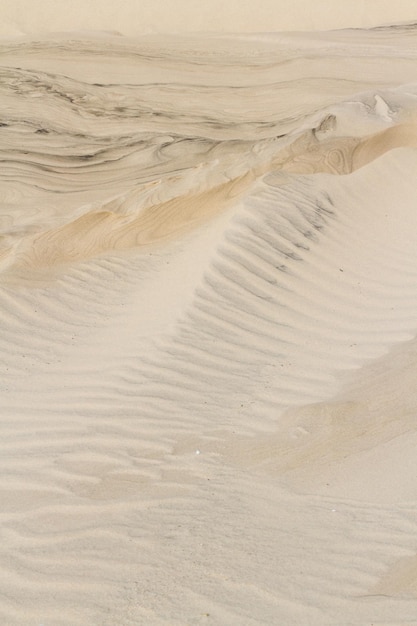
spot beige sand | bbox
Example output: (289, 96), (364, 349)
(1, 17), (417, 626)
(1, 0), (417, 36)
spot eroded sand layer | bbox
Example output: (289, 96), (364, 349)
(1, 27), (417, 625)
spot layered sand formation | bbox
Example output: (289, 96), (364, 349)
(1, 24), (417, 625)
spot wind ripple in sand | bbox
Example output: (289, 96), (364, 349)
(1, 29), (417, 625)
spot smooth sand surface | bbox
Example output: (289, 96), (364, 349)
(1, 18), (417, 626)
(1, 0), (417, 36)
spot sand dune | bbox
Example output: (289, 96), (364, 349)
(1, 25), (417, 625)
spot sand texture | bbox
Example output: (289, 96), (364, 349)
(1, 24), (417, 625)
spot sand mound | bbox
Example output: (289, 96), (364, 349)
(1, 27), (417, 625)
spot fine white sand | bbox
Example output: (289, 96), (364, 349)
(1, 15), (417, 626)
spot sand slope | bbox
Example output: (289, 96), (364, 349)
(1, 28), (417, 625)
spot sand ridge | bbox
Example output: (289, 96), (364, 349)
(1, 26), (417, 625)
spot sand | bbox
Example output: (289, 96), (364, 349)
(1, 11), (417, 626)
(2, 0), (417, 35)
